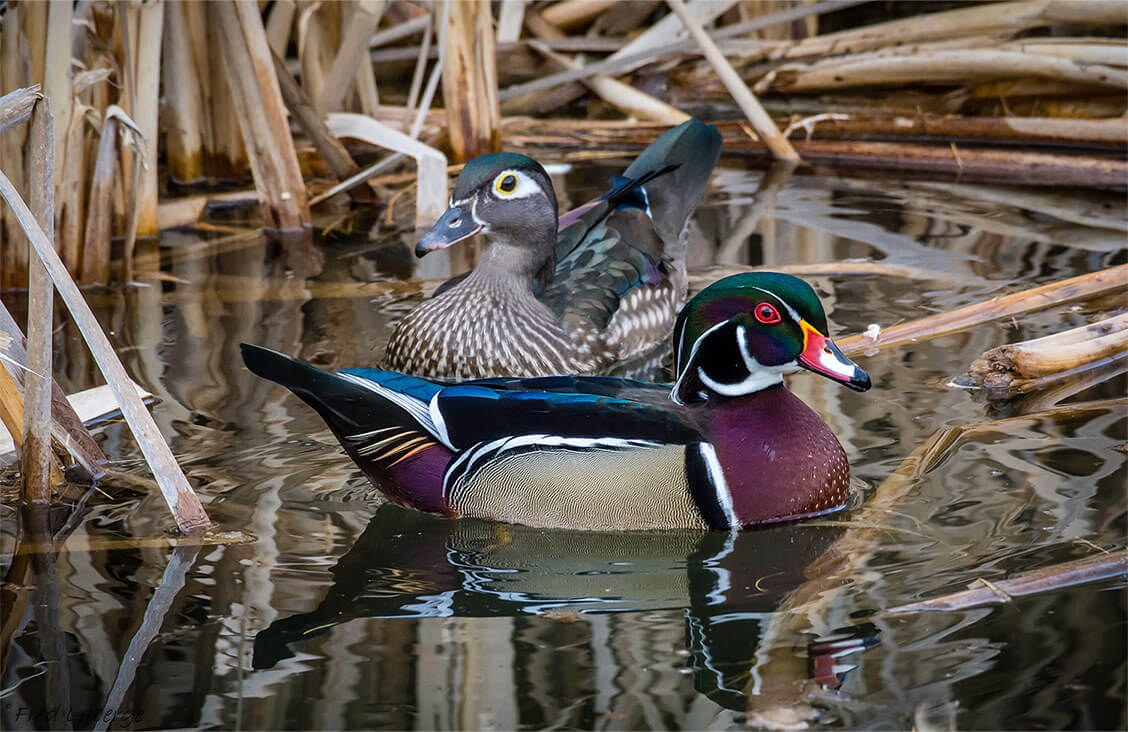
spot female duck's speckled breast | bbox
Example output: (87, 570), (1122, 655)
(384, 272), (601, 378)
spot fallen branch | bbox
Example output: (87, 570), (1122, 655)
(885, 549), (1128, 614)
(968, 312), (1128, 388)
(838, 264), (1128, 357)
(764, 50), (1128, 93)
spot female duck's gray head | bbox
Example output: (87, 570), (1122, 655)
(416, 153), (558, 258)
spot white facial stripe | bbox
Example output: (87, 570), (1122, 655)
(492, 169), (541, 199)
(818, 346), (858, 379)
(748, 286), (802, 323)
(670, 320), (730, 405)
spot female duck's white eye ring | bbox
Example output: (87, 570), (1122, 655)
(495, 173), (518, 195)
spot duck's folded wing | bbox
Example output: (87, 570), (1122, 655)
(541, 205), (673, 336)
(430, 382), (701, 450)
(459, 373), (673, 405)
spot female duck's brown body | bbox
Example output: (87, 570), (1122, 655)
(382, 119), (722, 379)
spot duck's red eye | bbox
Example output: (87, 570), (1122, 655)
(754, 303), (781, 324)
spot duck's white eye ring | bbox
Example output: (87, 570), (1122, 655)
(496, 173), (518, 194)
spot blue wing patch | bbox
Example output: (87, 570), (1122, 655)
(337, 368), (444, 403)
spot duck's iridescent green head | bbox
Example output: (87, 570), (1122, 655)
(416, 153), (557, 258)
(671, 272), (870, 404)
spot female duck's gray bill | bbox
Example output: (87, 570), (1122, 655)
(416, 204), (481, 258)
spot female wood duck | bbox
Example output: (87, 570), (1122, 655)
(382, 118), (722, 378)
(241, 272), (871, 531)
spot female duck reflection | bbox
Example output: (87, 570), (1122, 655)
(253, 504), (877, 710)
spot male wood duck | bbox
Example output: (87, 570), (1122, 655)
(382, 118), (722, 378)
(242, 272), (871, 531)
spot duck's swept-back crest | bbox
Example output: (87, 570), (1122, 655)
(673, 273), (828, 376)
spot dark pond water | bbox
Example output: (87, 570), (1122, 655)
(1, 158), (1125, 730)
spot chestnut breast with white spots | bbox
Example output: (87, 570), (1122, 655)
(702, 385), (853, 526)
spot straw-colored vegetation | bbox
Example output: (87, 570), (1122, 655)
(2, 0), (1124, 287)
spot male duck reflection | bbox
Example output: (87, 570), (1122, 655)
(383, 118), (721, 378)
(242, 273), (870, 530)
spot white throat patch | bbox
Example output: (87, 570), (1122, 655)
(672, 324), (791, 403)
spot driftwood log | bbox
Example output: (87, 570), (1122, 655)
(968, 312), (1128, 389)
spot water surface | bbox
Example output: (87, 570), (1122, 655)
(1, 159), (1125, 730)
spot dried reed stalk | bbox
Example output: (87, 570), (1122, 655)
(496, 0), (528, 42)
(133, 0), (163, 237)
(1001, 38), (1128, 67)
(204, 4), (249, 180)
(442, 0), (501, 161)
(531, 41), (690, 124)
(968, 313), (1128, 387)
(297, 0), (335, 115)
(779, 113), (1128, 146)
(764, 49), (1128, 93)
(839, 264), (1128, 357)
(613, 0), (736, 64)
(403, 11), (434, 130)
(666, 0), (797, 161)
(265, 0), (296, 56)
(541, 0), (618, 31)
(271, 49), (364, 185)
(23, 99), (57, 502)
(1, 8), (30, 291)
(885, 549), (1128, 614)
(163, 0), (205, 184)
(775, 0), (1128, 61)
(0, 368), (63, 505)
(84, 107), (137, 284)
(499, 0), (863, 101)
(44, 0), (72, 190)
(0, 86), (39, 133)
(320, 0), (386, 114)
(215, 0), (310, 231)
(0, 168), (211, 533)
(57, 104), (88, 275)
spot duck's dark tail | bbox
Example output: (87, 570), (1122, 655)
(623, 118), (722, 245)
(240, 344), (452, 512)
(241, 344), (377, 432)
